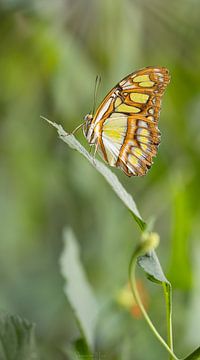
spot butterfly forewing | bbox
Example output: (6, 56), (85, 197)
(88, 66), (170, 176)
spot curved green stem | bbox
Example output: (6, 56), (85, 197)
(128, 250), (179, 360)
(163, 282), (174, 359)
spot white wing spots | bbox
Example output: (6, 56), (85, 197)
(147, 115), (155, 122)
(136, 128), (150, 137)
(119, 79), (134, 90)
(136, 135), (150, 145)
(102, 137), (121, 166)
(148, 108), (154, 115)
(156, 72), (164, 82)
(138, 120), (148, 128)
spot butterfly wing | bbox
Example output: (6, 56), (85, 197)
(92, 66), (170, 176)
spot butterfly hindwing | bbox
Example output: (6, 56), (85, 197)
(101, 113), (129, 166)
(116, 116), (160, 176)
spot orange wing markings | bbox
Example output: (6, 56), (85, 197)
(93, 67), (170, 127)
(91, 90), (117, 161)
(116, 68), (170, 120)
(113, 68), (170, 176)
(92, 89), (117, 127)
(86, 66), (170, 176)
(121, 66), (170, 86)
(116, 115), (159, 176)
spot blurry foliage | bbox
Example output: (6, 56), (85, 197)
(0, 313), (39, 360)
(60, 228), (98, 351)
(0, 0), (200, 359)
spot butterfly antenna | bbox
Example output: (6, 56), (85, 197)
(92, 75), (101, 115)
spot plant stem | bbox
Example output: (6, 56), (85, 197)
(163, 282), (174, 360)
(129, 252), (179, 360)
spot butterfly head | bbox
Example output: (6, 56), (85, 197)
(83, 113), (94, 143)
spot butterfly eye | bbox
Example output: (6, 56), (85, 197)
(83, 114), (94, 139)
(84, 114), (93, 123)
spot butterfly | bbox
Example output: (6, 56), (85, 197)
(83, 66), (170, 176)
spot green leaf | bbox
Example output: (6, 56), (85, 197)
(74, 338), (92, 357)
(184, 346), (200, 360)
(137, 250), (170, 285)
(168, 178), (192, 289)
(65, 338), (92, 360)
(44, 117), (171, 285)
(129, 240), (177, 360)
(44, 117), (174, 340)
(137, 245), (173, 354)
(41, 117), (145, 231)
(44, 117), (173, 287)
(0, 313), (39, 360)
(44, 118), (175, 357)
(60, 228), (98, 351)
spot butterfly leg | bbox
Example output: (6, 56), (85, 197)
(69, 122), (84, 135)
(91, 141), (98, 165)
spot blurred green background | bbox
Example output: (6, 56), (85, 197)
(0, 0), (200, 359)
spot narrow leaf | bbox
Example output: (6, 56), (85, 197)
(65, 338), (92, 360)
(0, 313), (39, 360)
(74, 338), (92, 357)
(42, 117), (145, 230)
(137, 250), (170, 285)
(184, 346), (200, 360)
(168, 180), (192, 289)
(60, 228), (98, 351)
(44, 118), (169, 287)
(45, 117), (174, 357)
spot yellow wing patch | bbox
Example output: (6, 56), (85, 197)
(138, 136), (149, 144)
(133, 74), (150, 82)
(102, 114), (128, 166)
(133, 148), (145, 158)
(141, 143), (148, 151)
(128, 154), (139, 167)
(137, 128), (149, 137)
(139, 81), (155, 88)
(84, 66), (170, 177)
(103, 114), (127, 141)
(117, 104), (141, 113)
(115, 97), (122, 107)
(130, 93), (149, 104)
